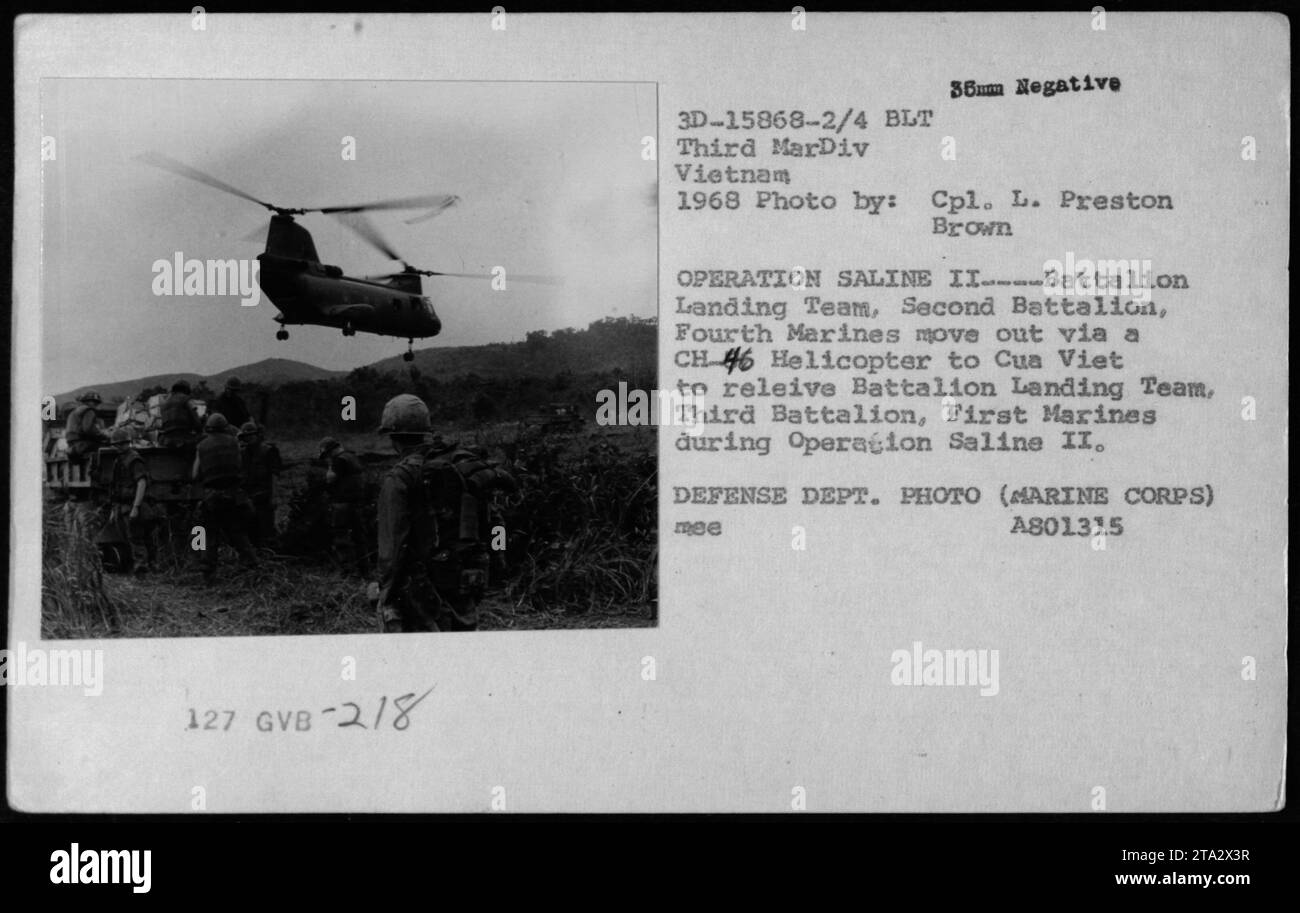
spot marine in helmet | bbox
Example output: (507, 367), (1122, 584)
(107, 425), (159, 573)
(422, 431), (517, 630)
(159, 380), (202, 448)
(191, 412), (258, 582)
(64, 390), (109, 462)
(374, 394), (440, 633)
(238, 420), (283, 549)
(212, 376), (251, 429)
(319, 435), (370, 576)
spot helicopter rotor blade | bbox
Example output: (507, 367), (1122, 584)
(136, 151), (277, 211)
(403, 198), (462, 224)
(401, 269), (565, 286)
(137, 153), (459, 221)
(315, 193), (460, 216)
(420, 270), (494, 280)
(362, 269), (563, 286)
(331, 212), (406, 263)
(426, 271), (564, 286)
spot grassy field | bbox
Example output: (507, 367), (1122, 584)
(42, 423), (657, 639)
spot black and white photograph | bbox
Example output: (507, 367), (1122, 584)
(3, 11), (1291, 875)
(38, 78), (659, 637)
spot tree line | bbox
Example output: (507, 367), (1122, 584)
(139, 316), (658, 437)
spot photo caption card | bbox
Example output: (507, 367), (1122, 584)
(9, 11), (1288, 812)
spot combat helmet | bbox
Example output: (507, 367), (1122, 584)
(205, 412), (229, 432)
(78, 390), (102, 404)
(378, 394), (432, 435)
(110, 426), (132, 444)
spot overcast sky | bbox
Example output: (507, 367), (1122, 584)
(41, 78), (657, 394)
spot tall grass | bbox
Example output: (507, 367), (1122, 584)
(40, 426), (658, 639)
(501, 435), (657, 615)
(42, 501), (119, 637)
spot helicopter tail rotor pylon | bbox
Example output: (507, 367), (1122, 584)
(337, 212), (563, 287)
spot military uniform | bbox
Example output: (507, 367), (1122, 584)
(422, 443), (517, 631)
(372, 394), (517, 633)
(376, 446), (439, 632)
(109, 446), (159, 572)
(212, 391), (251, 429)
(326, 447), (370, 575)
(195, 427), (258, 579)
(65, 402), (107, 462)
(239, 438), (282, 547)
(159, 392), (201, 448)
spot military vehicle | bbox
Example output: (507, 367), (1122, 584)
(43, 400), (120, 494)
(524, 403), (584, 433)
(44, 395), (209, 568)
(45, 394), (210, 496)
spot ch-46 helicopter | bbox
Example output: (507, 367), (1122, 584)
(138, 152), (556, 361)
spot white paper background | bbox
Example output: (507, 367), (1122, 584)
(10, 12), (1289, 812)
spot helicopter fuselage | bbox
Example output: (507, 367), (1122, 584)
(256, 214), (442, 340)
(258, 255), (442, 338)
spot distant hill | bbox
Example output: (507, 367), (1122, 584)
(60, 358), (344, 404)
(206, 359), (344, 389)
(58, 318), (657, 404)
(294, 316), (658, 432)
(371, 317), (657, 380)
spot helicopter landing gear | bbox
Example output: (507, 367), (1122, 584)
(403, 338), (415, 362)
(275, 329), (289, 341)
(342, 323), (356, 337)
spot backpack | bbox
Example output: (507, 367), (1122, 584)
(422, 448), (516, 541)
(419, 448), (515, 595)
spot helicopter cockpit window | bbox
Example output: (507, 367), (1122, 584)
(421, 298), (434, 316)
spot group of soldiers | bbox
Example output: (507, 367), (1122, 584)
(65, 379), (282, 584)
(63, 383), (518, 633)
